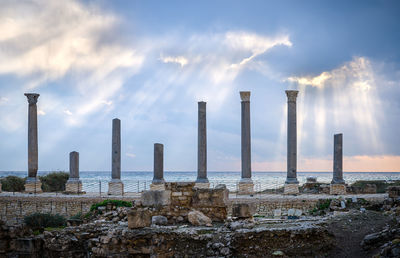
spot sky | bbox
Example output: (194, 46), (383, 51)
(0, 0), (400, 172)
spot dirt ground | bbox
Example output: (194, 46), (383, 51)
(325, 210), (396, 257)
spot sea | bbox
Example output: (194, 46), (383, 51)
(1, 171), (400, 193)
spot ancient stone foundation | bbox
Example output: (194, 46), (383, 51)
(65, 180), (82, 193)
(24, 178), (42, 193)
(150, 183), (165, 190)
(388, 186), (400, 198)
(108, 180), (124, 195)
(194, 182), (210, 189)
(238, 182), (254, 195)
(129, 182), (229, 228)
(284, 183), (299, 195)
(330, 184), (346, 195)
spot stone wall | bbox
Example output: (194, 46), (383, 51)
(0, 196), (136, 225)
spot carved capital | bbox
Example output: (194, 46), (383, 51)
(285, 90), (298, 102)
(240, 91), (251, 102)
(24, 93), (40, 104)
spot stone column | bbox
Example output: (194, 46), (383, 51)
(151, 143), (165, 190)
(330, 133), (346, 195)
(195, 101), (209, 188)
(66, 151), (83, 193)
(238, 91), (254, 194)
(108, 118), (124, 195)
(24, 93), (42, 193)
(284, 90), (299, 194)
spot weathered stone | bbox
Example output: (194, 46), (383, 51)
(24, 93), (39, 179)
(232, 203), (254, 218)
(188, 210), (212, 226)
(284, 183), (299, 195)
(294, 209), (302, 216)
(273, 209), (282, 217)
(153, 143), (165, 184)
(111, 118), (121, 180)
(108, 180), (124, 195)
(287, 208), (295, 216)
(151, 215), (168, 226)
(240, 91), (253, 188)
(306, 176), (317, 183)
(128, 208), (151, 228)
(192, 186), (229, 208)
(388, 186), (400, 198)
(194, 182), (210, 189)
(285, 90), (299, 185)
(332, 133), (345, 184)
(238, 182), (254, 195)
(363, 184), (377, 194)
(197, 101), (208, 184)
(330, 184), (346, 195)
(150, 183), (165, 190)
(24, 177), (42, 193)
(66, 151), (83, 193)
(140, 190), (171, 207)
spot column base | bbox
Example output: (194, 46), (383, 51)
(330, 184), (346, 195)
(65, 179), (83, 193)
(24, 178), (42, 193)
(194, 182), (210, 189)
(150, 183), (165, 191)
(238, 181), (254, 195)
(108, 180), (124, 195)
(284, 183), (299, 195)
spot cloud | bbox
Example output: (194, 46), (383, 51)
(160, 55), (188, 67)
(64, 109), (73, 116)
(0, 0), (144, 128)
(0, 97), (9, 105)
(126, 153), (136, 158)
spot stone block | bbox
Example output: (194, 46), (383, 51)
(194, 182), (210, 189)
(140, 190), (171, 207)
(24, 179), (42, 193)
(128, 208), (151, 228)
(388, 186), (400, 198)
(0, 182), (2, 192)
(306, 176), (317, 183)
(108, 181), (124, 195)
(284, 184), (299, 195)
(330, 184), (346, 195)
(65, 180), (83, 193)
(192, 187), (229, 208)
(238, 182), (254, 195)
(151, 215), (168, 226)
(188, 210), (212, 226)
(363, 184), (377, 194)
(150, 183), (165, 191)
(232, 203), (255, 218)
(273, 209), (282, 217)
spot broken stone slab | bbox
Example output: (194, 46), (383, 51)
(232, 203), (255, 219)
(273, 209), (282, 218)
(188, 210), (212, 226)
(128, 208), (151, 228)
(140, 190), (171, 207)
(192, 186), (229, 208)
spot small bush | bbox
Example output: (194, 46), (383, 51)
(90, 200), (132, 211)
(69, 212), (83, 220)
(24, 213), (66, 230)
(39, 172), (69, 192)
(1, 176), (25, 192)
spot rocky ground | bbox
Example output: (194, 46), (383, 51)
(1, 196), (400, 257)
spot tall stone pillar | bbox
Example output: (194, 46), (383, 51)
(284, 90), (299, 194)
(151, 143), (165, 190)
(195, 101), (209, 188)
(24, 93), (42, 193)
(108, 118), (124, 195)
(238, 91), (254, 195)
(66, 151), (83, 193)
(330, 133), (346, 195)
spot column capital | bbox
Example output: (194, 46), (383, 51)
(24, 93), (40, 104)
(285, 90), (298, 102)
(240, 91), (251, 102)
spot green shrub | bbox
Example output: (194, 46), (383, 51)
(24, 213), (66, 230)
(350, 180), (400, 193)
(39, 172), (69, 192)
(0, 176), (25, 192)
(90, 200), (132, 211)
(69, 212), (83, 220)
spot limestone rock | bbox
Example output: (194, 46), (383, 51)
(188, 210), (212, 226)
(232, 203), (254, 218)
(388, 186), (400, 198)
(128, 209), (151, 228)
(140, 190), (171, 207)
(152, 215), (168, 226)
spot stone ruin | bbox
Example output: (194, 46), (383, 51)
(128, 182), (229, 228)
